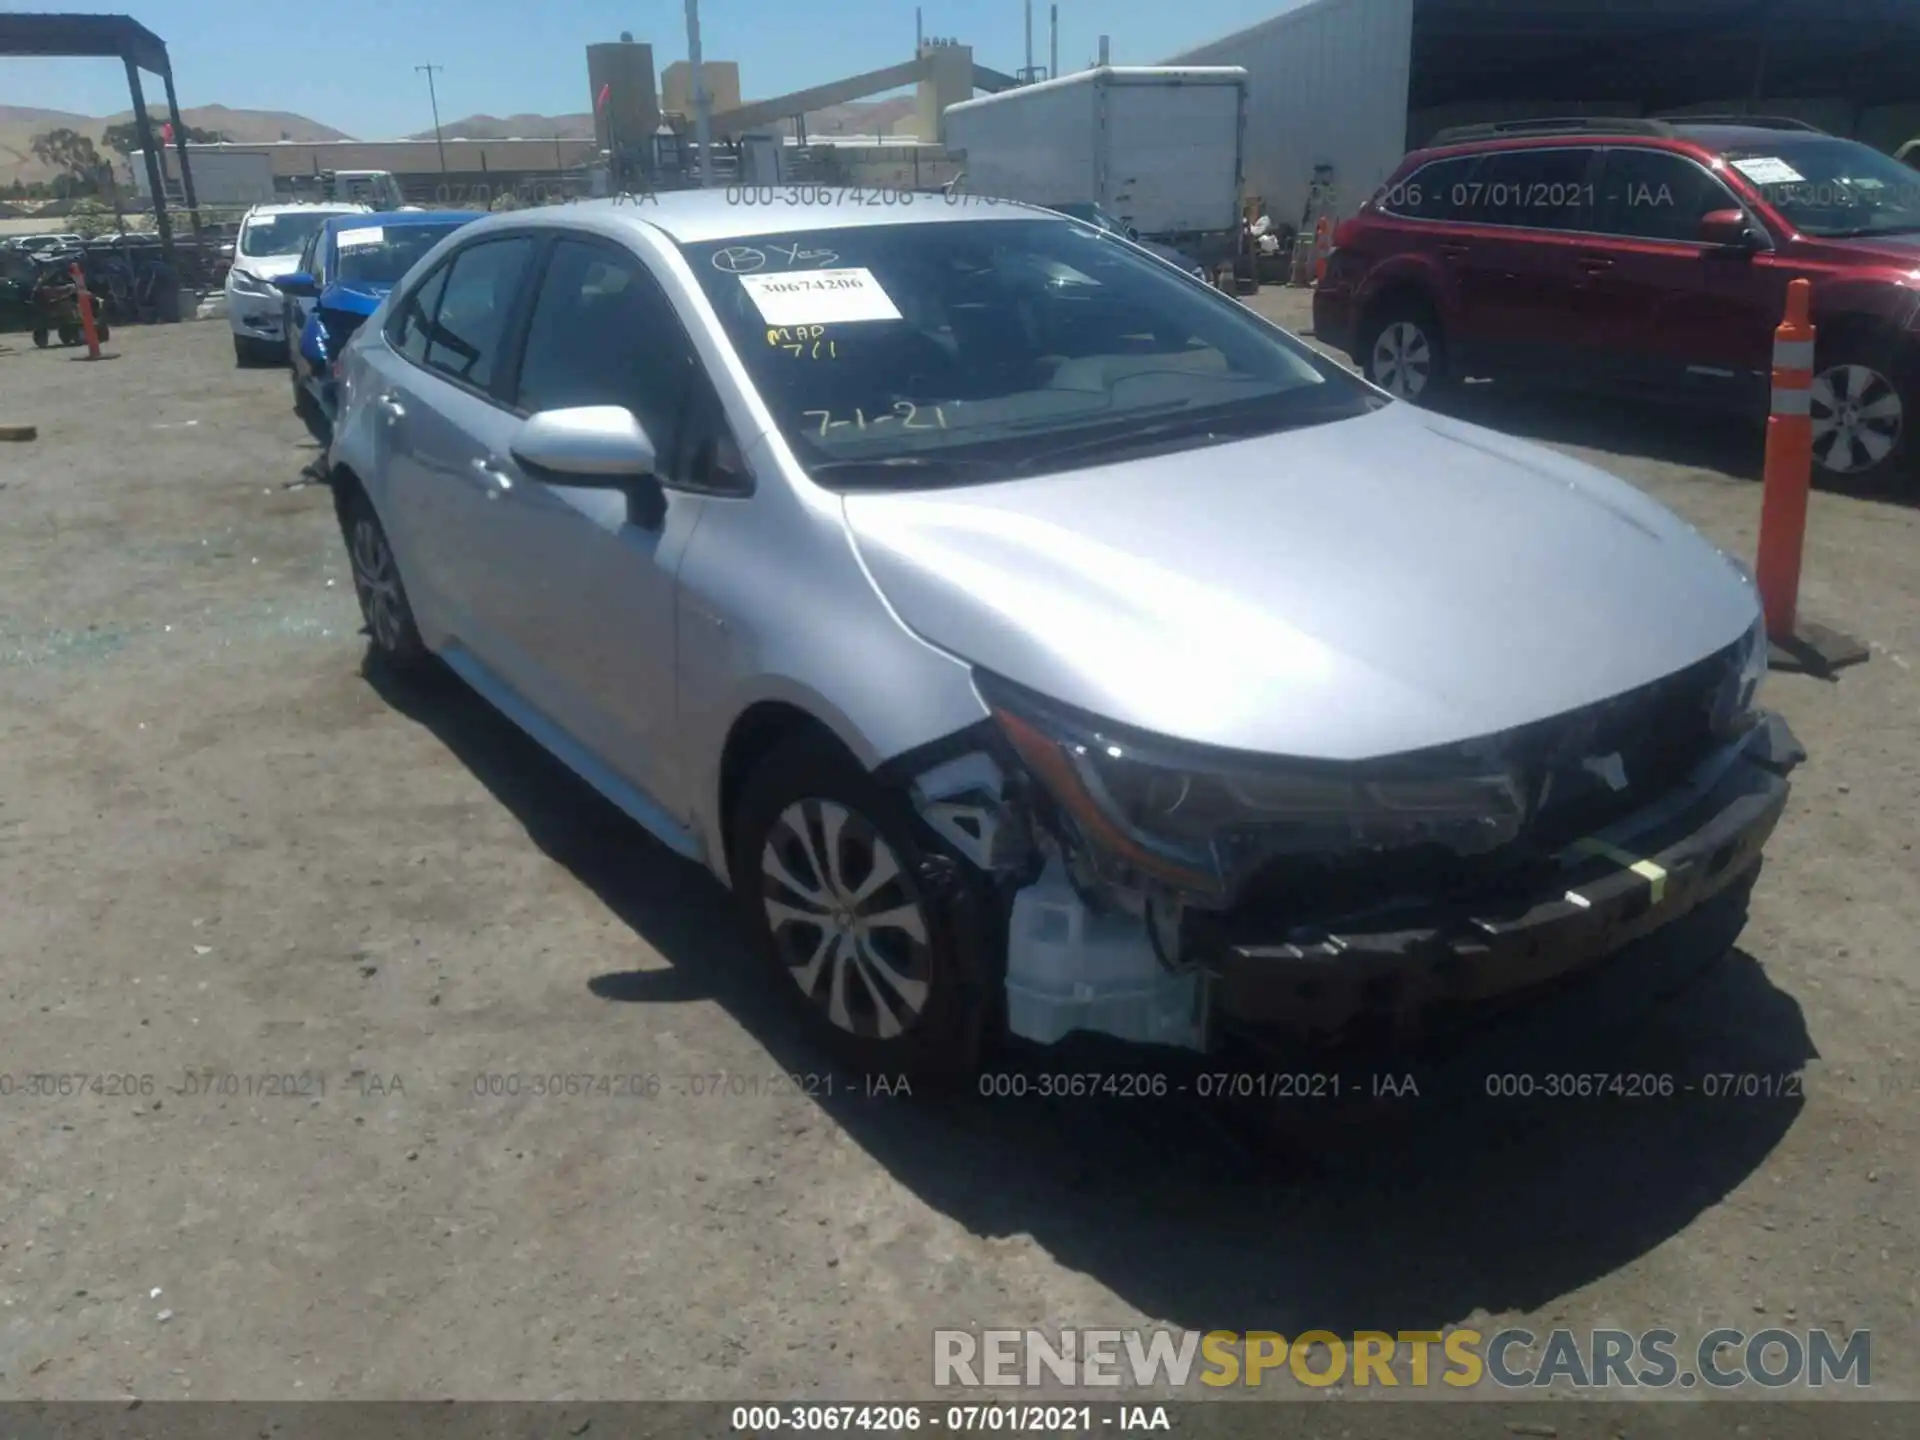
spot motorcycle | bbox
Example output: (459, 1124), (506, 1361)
(28, 253), (111, 349)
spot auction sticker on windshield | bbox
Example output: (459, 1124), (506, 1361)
(738, 267), (902, 326)
(1730, 157), (1805, 186)
(336, 227), (385, 250)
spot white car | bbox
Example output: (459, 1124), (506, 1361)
(226, 201), (370, 365)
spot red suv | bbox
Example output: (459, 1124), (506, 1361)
(1313, 117), (1920, 484)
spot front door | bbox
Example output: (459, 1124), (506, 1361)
(488, 235), (745, 811)
(1582, 146), (1776, 407)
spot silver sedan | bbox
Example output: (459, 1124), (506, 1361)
(327, 192), (1800, 1078)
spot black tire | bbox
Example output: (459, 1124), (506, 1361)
(95, 321), (109, 343)
(31, 327), (48, 348)
(1359, 298), (1450, 404)
(233, 333), (272, 367)
(730, 732), (986, 1084)
(57, 324), (80, 347)
(337, 488), (428, 671)
(1808, 338), (1915, 488)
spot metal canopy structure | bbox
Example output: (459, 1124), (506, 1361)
(1410, 0), (1920, 119)
(0, 12), (201, 274)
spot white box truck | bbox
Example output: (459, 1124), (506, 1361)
(941, 66), (1248, 257)
(129, 147), (277, 207)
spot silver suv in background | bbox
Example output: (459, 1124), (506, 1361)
(326, 194), (1803, 1078)
(226, 201), (371, 365)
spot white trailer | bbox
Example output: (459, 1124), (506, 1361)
(1166, 0), (1416, 236)
(128, 146), (277, 207)
(941, 66), (1248, 249)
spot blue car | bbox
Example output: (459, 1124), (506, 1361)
(277, 210), (487, 429)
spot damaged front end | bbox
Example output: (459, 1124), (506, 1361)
(898, 619), (1804, 1057)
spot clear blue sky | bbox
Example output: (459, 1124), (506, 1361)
(0, 0), (1301, 137)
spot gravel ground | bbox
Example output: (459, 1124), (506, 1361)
(0, 311), (1915, 1406)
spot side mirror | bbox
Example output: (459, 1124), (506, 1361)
(510, 405), (666, 526)
(1124, 224), (1140, 242)
(1700, 209), (1759, 250)
(278, 272), (318, 297)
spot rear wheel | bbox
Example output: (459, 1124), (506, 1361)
(31, 327), (48, 348)
(1809, 343), (1913, 486)
(730, 733), (985, 1083)
(338, 490), (428, 670)
(57, 324), (80, 346)
(1361, 300), (1449, 403)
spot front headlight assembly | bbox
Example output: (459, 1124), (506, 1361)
(228, 269), (275, 297)
(976, 672), (1532, 906)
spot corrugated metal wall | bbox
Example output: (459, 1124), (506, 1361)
(1167, 0), (1413, 232)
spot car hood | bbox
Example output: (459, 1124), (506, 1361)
(841, 402), (1760, 760)
(1816, 230), (1920, 266)
(318, 279), (390, 316)
(233, 251), (305, 284)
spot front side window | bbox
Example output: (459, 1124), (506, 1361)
(1594, 149), (1743, 242)
(1721, 137), (1920, 238)
(514, 239), (699, 459)
(335, 222), (469, 286)
(680, 219), (1373, 489)
(422, 237), (534, 390)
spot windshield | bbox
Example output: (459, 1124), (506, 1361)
(334, 222), (465, 284)
(240, 212), (340, 258)
(1724, 138), (1920, 238)
(680, 219), (1368, 489)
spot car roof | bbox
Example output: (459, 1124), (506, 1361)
(460, 191), (1056, 247)
(243, 202), (372, 220)
(320, 209), (486, 235)
(1413, 122), (1845, 165)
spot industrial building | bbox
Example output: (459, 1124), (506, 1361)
(1168, 0), (1920, 235)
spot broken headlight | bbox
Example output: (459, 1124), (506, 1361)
(977, 672), (1530, 906)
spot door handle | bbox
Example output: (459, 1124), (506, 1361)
(1440, 242), (1470, 259)
(1577, 255), (1614, 272)
(469, 456), (513, 493)
(376, 394), (405, 421)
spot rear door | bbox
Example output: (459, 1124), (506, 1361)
(372, 234), (539, 672)
(1445, 145), (1604, 377)
(1101, 80), (1243, 236)
(1581, 145), (1776, 406)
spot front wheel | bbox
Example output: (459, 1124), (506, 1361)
(1361, 302), (1449, 403)
(1809, 346), (1913, 486)
(31, 327), (48, 348)
(57, 324), (81, 346)
(730, 734), (985, 1083)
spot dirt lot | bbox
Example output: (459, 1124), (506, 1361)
(0, 308), (1916, 1405)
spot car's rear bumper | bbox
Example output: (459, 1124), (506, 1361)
(1309, 282), (1358, 356)
(1207, 713), (1803, 1052)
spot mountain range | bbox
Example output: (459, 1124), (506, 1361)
(1, 94), (923, 186)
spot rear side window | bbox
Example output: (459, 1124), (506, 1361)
(1594, 148), (1743, 242)
(422, 237), (535, 391)
(390, 262), (451, 366)
(1459, 147), (1598, 230)
(1376, 155), (1483, 222)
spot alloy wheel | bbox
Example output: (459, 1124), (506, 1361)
(348, 517), (405, 652)
(760, 799), (933, 1040)
(1370, 321), (1433, 398)
(1810, 363), (1903, 475)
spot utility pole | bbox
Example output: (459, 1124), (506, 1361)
(1025, 0), (1034, 80)
(416, 64), (448, 176)
(684, 0), (715, 188)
